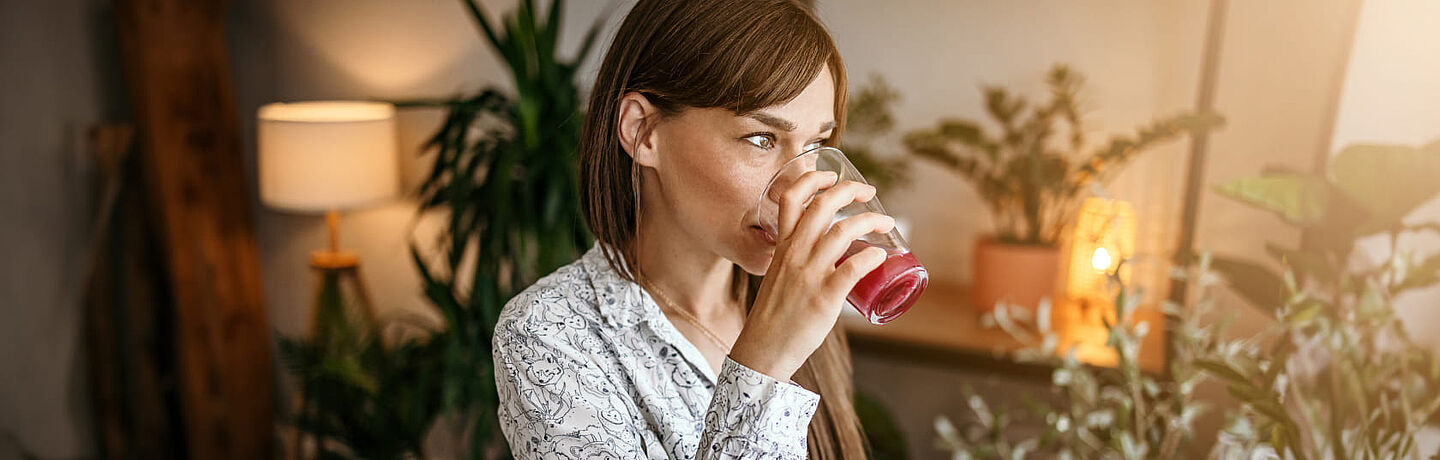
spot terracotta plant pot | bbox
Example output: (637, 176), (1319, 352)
(972, 237), (1061, 314)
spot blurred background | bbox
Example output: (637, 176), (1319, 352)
(2, 0), (1438, 458)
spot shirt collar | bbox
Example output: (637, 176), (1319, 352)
(579, 241), (721, 385)
(580, 242), (662, 328)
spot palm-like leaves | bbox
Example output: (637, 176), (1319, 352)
(278, 335), (445, 460)
(410, 0), (599, 457)
(276, 272), (448, 460)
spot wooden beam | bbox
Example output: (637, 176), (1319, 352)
(84, 124), (184, 460)
(112, 0), (274, 458)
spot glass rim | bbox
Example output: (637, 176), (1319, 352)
(754, 146), (845, 229)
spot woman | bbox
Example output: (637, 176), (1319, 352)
(493, 0), (893, 457)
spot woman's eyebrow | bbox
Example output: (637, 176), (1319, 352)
(744, 111), (836, 134)
(745, 112), (797, 131)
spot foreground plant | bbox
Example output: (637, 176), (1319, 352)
(1205, 139), (1440, 458)
(935, 253), (1253, 459)
(936, 139), (1440, 459)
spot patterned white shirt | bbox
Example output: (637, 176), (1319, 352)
(493, 243), (820, 459)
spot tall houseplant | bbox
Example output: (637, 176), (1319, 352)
(277, 1), (602, 458)
(903, 64), (1221, 312)
(409, 0), (600, 456)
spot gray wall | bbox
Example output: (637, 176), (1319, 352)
(0, 0), (126, 458)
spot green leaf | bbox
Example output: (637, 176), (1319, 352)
(1215, 173), (1336, 227)
(1195, 358), (1252, 384)
(1264, 242), (1336, 284)
(903, 130), (968, 172)
(319, 358), (378, 394)
(939, 119), (986, 145)
(1210, 255), (1287, 316)
(1271, 423), (1287, 453)
(1331, 141), (1440, 235)
(1355, 283), (1390, 321)
(462, 0), (507, 60)
(1226, 382), (1289, 424)
(844, 145), (910, 192)
(1396, 252), (1440, 293)
(1286, 301), (1324, 327)
(845, 74), (901, 137)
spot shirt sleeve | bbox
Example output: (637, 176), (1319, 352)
(696, 357), (820, 459)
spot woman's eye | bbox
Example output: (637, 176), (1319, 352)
(744, 134), (775, 150)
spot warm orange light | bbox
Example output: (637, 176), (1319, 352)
(1067, 198), (1136, 304)
(1091, 247), (1112, 271)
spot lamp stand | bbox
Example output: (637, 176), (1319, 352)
(307, 209), (378, 335)
(291, 209), (379, 460)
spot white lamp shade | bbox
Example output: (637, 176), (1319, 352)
(258, 101), (399, 213)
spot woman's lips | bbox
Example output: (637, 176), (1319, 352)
(751, 225), (776, 246)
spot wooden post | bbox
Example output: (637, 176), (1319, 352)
(1166, 0), (1228, 379)
(112, 0), (274, 458)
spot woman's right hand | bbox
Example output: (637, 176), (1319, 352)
(729, 170), (895, 381)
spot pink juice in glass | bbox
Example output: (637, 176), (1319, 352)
(836, 240), (928, 324)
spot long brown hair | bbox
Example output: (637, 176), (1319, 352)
(578, 0), (865, 457)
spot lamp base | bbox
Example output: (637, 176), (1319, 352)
(309, 249), (358, 270)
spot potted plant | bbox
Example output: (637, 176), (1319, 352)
(902, 64), (1221, 313)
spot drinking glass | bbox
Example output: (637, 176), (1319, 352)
(756, 147), (928, 325)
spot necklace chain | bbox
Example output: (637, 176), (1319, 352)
(640, 280), (734, 354)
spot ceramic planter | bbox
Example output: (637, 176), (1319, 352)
(972, 237), (1061, 314)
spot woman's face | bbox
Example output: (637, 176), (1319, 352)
(646, 67), (837, 275)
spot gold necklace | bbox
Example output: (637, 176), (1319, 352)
(640, 280), (734, 354)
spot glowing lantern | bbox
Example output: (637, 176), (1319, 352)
(1067, 198), (1136, 305)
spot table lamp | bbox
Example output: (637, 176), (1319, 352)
(258, 101), (398, 340)
(1066, 197), (1136, 312)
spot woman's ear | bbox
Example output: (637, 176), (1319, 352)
(617, 92), (662, 168)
